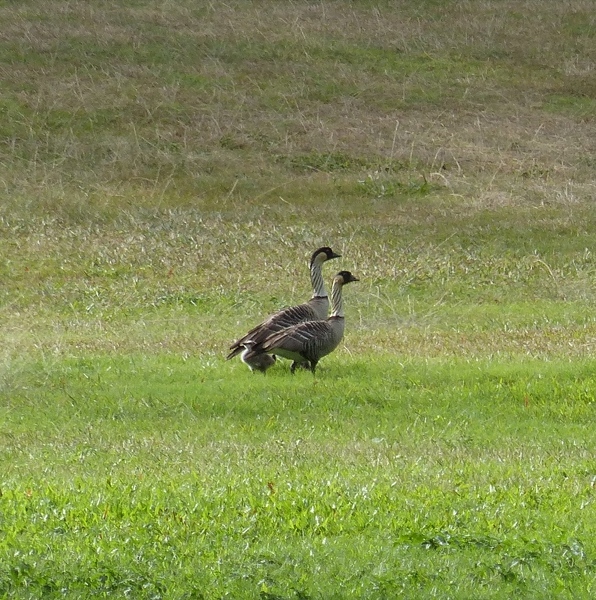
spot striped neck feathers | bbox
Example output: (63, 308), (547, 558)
(329, 279), (345, 318)
(310, 254), (328, 298)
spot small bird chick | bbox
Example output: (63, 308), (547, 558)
(240, 341), (276, 373)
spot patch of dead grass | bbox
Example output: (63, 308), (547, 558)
(1, 1), (596, 365)
(2, 0), (595, 205)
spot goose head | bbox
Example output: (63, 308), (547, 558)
(334, 271), (359, 285)
(310, 246), (341, 267)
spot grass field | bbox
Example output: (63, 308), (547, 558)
(1, 0), (596, 598)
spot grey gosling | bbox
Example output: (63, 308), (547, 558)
(243, 271), (359, 374)
(226, 246), (341, 365)
(240, 341), (276, 374)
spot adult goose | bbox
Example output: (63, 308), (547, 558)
(226, 246), (341, 364)
(242, 271), (358, 374)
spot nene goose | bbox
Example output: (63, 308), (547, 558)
(226, 246), (341, 364)
(243, 271), (359, 374)
(240, 341), (276, 374)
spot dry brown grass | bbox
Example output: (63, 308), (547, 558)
(1, 0), (594, 204)
(1, 0), (596, 367)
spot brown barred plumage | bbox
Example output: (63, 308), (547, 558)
(227, 247), (341, 364)
(243, 271), (359, 374)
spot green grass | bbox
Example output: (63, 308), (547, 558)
(2, 0), (596, 597)
(2, 356), (596, 598)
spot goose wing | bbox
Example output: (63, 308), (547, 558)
(260, 320), (335, 358)
(227, 301), (319, 359)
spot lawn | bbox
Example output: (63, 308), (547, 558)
(1, 1), (596, 598)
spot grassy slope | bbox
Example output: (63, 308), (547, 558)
(1, 0), (596, 598)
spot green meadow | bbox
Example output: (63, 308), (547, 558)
(1, 0), (596, 598)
